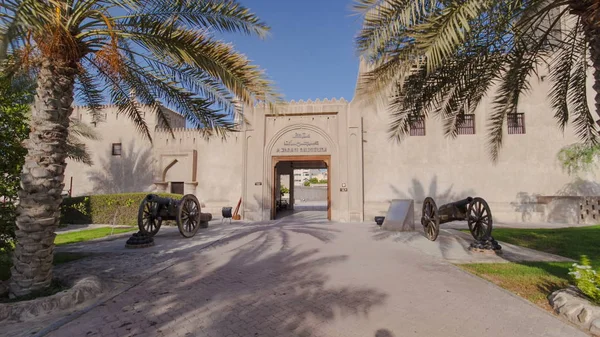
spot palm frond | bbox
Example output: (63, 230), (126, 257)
(413, 0), (491, 73)
(83, 54), (152, 140)
(568, 35), (597, 144)
(75, 66), (104, 122)
(549, 17), (582, 132)
(487, 5), (568, 161)
(120, 0), (270, 37)
(69, 117), (101, 141)
(108, 16), (277, 106)
(2, 0), (278, 142)
(355, 0), (598, 160)
(355, 45), (420, 101)
(0, 0), (55, 60)
(65, 138), (94, 165)
(355, 0), (428, 57)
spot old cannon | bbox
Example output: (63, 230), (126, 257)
(420, 197), (492, 241)
(138, 194), (211, 238)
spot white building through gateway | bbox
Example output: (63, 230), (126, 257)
(63, 60), (600, 225)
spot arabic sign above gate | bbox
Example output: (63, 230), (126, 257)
(272, 130), (329, 155)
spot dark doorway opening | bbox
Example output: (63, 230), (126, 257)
(170, 182), (184, 195)
(272, 155), (330, 221)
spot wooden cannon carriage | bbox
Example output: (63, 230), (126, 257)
(137, 194), (212, 238)
(420, 197), (493, 241)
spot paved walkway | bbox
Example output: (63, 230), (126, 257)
(5, 220), (583, 337)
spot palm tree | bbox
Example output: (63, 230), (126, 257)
(0, 74), (94, 258)
(0, 0), (277, 297)
(354, 0), (600, 160)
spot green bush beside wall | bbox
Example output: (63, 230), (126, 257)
(60, 193), (182, 226)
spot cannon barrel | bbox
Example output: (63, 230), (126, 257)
(436, 197), (474, 224)
(446, 197), (473, 211)
(145, 194), (176, 206)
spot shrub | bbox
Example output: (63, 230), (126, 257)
(0, 76), (32, 254)
(569, 255), (600, 304)
(60, 193), (182, 226)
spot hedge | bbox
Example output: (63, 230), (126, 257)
(60, 193), (182, 226)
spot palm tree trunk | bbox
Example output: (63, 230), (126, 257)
(8, 60), (76, 297)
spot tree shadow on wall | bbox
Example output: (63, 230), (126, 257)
(389, 176), (476, 206)
(511, 178), (600, 223)
(371, 177), (475, 242)
(510, 192), (542, 222)
(87, 142), (156, 194)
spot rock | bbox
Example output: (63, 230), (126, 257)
(125, 231), (154, 249)
(549, 286), (600, 336)
(580, 308), (592, 323)
(469, 237), (502, 252)
(591, 319), (600, 336)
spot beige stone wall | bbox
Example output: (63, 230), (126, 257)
(64, 105), (177, 196)
(63, 50), (599, 225)
(153, 129), (244, 216)
(355, 63), (600, 224)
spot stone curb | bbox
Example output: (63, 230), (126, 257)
(549, 286), (600, 336)
(0, 276), (103, 324)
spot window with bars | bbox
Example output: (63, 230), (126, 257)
(457, 114), (475, 135)
(409, 115), (426, 136)
(112, 143), (122, 156)
(507, 113), (526, 134)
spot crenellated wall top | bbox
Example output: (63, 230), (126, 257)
(285, 97), (348, 105)
(153, 127), (242, 149)
(256, 97), (349, 115)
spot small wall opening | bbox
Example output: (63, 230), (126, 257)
(170, 182), (184, 195)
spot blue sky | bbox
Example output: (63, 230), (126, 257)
(220, 0), (364, 102)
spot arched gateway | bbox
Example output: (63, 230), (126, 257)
(242, 99), (364, 222)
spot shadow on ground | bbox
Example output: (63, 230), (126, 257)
(48, 221), (387, 337)
(375, 329), (396, 337)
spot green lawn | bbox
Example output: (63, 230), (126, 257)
(55, 227), (136, 246)
(458, 225), (600, 311)
(491, 225), (600, 264)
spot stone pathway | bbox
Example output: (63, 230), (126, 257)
(2, 220), (586, 337)
(1, 220), (256, 337)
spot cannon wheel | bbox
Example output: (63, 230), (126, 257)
(138, 198), (162, 237)
(422, 197), (440, 241)
(176, 194), (201, 238)
(468, 197), (493, 241)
